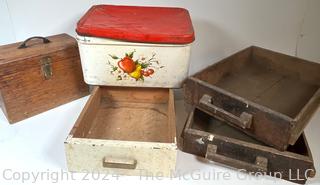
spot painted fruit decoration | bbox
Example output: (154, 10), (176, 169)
(107, 50), (164, 81)
(118, 56), (136, 73)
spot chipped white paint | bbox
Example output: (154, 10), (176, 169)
(65, 137), (177, 177)
(208, 135), (214, 141)
(195, 137), (205, 145)
(77, 35), (192, 88)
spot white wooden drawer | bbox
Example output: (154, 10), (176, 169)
(65, 86), (177, 176)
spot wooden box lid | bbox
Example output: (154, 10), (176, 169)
(0, 34), (76, 66)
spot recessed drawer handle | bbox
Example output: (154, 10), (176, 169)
(205, 144), (268, 172)
(199, 94), (252, 129)
(102, 157), (137, 169)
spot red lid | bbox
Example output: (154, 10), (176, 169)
(76, 5), (195, 44)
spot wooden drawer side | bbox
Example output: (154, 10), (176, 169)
(168, 89), (177, 143)
(290, 89), (320, 144)
(71, 87), (101, 138)
(251, 46), (320, 86)
(193, 46), (253, 85)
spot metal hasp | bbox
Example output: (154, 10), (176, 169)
(40, 56), (53, 80)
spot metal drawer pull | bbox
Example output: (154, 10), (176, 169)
(205, 144), (268, 172)
(199, 94), (252, 129)
(102, 157), (137, 169)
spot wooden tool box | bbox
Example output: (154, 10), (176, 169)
(0, 34), (89, 123)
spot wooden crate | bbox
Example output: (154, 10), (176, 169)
(0, 34), (89, 123)
(184, 46), (320, 150)
(65, 86), (177, 176)
(182, 107), (316, 184)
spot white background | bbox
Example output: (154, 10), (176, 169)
(0, 0), (320, 185)
(1, 0), (320, 73)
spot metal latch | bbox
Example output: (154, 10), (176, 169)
(40, 56), (53, 79)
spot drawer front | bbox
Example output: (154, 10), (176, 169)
(183, 129), (315, 184)
(184, 77), (292, 151)
(65, 139), (177, 177)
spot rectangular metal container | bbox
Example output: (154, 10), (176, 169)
(76, 5), (194, 88)
(77, 36), (192, 87)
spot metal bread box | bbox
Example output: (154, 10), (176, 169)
(76, 5), (195, 88)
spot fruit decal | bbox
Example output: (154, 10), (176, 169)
(107, 50), (164, 81)
(118, 56), (136, 73)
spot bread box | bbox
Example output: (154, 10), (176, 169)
(0, 34), (89, 123)
(184, 46), (320, 150)
(64, 86), (177, 176)
(76, 5), (195, 88)
(182, 106), (316, 184)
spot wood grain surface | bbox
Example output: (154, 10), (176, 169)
(184, 46), (320, 150)
(182, 107), (315, 184)
(65, 86), (177, 176)
(0, 34), (89, 123)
